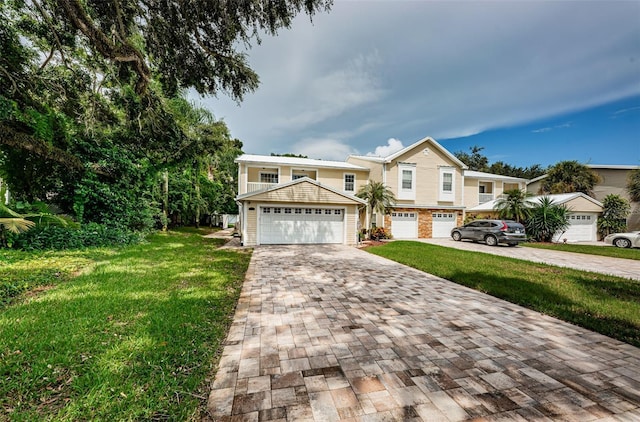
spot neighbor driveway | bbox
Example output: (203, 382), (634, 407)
(207, 245), (640, 421)
(420, 238), (640, 281)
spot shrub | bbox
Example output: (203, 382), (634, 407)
(369, 227), (392, 241)
(10, 223), (145, 251)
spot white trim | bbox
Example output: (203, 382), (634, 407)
(439, 167), (455, 202)
(397, 163), (416, 200)
(343, 173), (356, 193)
(236, 154), (368, 171)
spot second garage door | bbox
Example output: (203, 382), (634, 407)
(432, 212), (457, 238)
(259, 206), (344, 244)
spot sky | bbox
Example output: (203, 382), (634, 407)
(191, 0), (640, 168)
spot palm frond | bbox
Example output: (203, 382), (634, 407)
(0, 218), (36, 234)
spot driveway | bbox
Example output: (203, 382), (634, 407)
(207, 245), (640, 421)
(420, 238), (640, 281)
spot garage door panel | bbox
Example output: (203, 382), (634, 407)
(260, 207), (344, 244)
(432, 212), (457, 238)
(391, 212), (417, 238)
(553, 213), (597, 242)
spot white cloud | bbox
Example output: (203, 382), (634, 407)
(366, 138), (404, 157)
(288, 138), (359, 161)
(193, 1), (640, 158)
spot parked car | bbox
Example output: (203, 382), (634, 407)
(451, 219), (527, 247)
(603, 231), (640, 248)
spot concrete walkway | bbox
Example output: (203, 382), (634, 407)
(419, 238), (640, 281)
(207, 245), (640, 421)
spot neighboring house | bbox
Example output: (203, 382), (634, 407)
(468, 193), (603, 242)
(347, 136), (467, 239)
(527, 165), (640, 230)
(235, 155), (369, 246)
(464, 171), (527, 208)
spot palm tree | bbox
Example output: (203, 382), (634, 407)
(356, 181), (396, 231)
(525, 196), (570, 242)
(493, 189), (533, 223)
(540, 161), (600, 196)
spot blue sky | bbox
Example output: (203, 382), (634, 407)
(191, 1), (640, 168)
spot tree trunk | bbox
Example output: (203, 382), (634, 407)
(162, 170), (168, 232)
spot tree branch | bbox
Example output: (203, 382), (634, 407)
(32, 0), (69, 69)
(55, 0), (150, 93)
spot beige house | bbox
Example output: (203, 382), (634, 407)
(468, 193), (603, 242)
(235, 155), (368, 246)
(464, 171), (527, 209)
(527, 164), (640, 230)
(347, 137), (467, 238)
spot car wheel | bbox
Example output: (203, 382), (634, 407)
(613, 238), (632, 248)
(452, 231), (462, 241)
(485, 235), (498, 246)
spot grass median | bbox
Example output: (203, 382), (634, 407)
(523, 242), (640, 260)
(0, 230), (251, 421)
(367, 240), (640, 347)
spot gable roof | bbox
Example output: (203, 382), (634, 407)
(236, 154), (368, 171)
(348, 136), (468, 169)
(464, 170), (527, 182)
(236, 177), (367, 204)
(468, 192), (603, 212)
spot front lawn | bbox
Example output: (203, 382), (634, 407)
(0, 231), (251, 421)
(523, 242), (640, 260)
(367, 241), (640, 347)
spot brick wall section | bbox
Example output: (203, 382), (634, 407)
(387, 208), (464, 239)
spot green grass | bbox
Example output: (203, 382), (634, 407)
(0, 231), (251, 421)
(367, 241), (640, 347)
(523, 242), (640, 260)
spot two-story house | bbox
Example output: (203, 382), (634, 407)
(235, 155), (369, 246)
(347, 136), (467, 238)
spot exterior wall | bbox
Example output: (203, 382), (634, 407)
(384, 207), (463, 239)
(526, 179), (543, 195)
(386, 145), (464, 206)
(244, 205), (258, 246)
(563, 197), (603, 213)
(346, 157), (384, 183)
(591, 168), (633, 202)
(464, 178), (479, 208)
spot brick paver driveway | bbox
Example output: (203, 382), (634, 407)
(207, 245), (640, 421)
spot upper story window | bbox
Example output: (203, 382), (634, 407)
(439, 167), (455, 202)
(344, 174), (355, 192)
(292, 174), (305, 180)
(260, 172), (278, 184)
(397, 163), (416, 200)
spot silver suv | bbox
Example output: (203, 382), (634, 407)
(451, 219), (527, 247)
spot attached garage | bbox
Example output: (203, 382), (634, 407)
(554, 213), (598, 242)
(432, 212), (457, 238)
(391, 212), (417, 238)
(236, 178), (366, 246)
(260, 206), (344, 244)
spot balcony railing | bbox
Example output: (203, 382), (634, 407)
(479, 193), (494, 204)
(247, 182), (277, 192)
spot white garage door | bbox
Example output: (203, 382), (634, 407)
(259, 206), (344, 244)
(391, 212), (417, 238)
(553, 213), (597, 242)
(432, 212), (457, 238)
